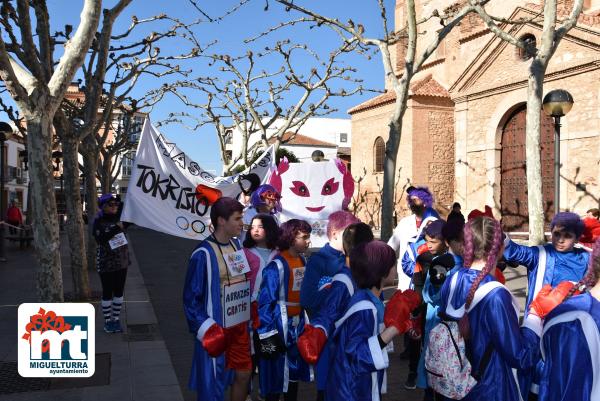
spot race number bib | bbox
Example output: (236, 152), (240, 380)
(225, 249), (251, 277)
(292, 267), (305, 292)
(223, 280), (251, 328)
(108, 233), (128, 250)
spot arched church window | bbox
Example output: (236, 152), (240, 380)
(517, 34), (536, 61)
(374, 137), (385, 173)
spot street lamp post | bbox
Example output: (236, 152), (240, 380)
(0, 122), (13, 262)
(542, 90), (574, 214)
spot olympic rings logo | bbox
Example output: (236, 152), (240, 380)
(199, 171), (215, 183)
(175, 215), (207, 237)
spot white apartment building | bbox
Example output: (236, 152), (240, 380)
(2, 129), (28, 216)
(224, 117), (352, 170)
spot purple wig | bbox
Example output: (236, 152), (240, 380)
(424, 219), (446, 240)
(350, 240), (396, 289)
(550, 212), (585, 238)
(250, 184), (282, 213)
(98, 193), (117, 208)
(407, 186), (434, 208)
(277, 219), (312, 251)
(327, 210), (360, 239)
(94, 193), (118, 220)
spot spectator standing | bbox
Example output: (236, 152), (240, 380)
(388, 186), (440, 290)
(446, 202), (465, 225)
(93, 194), (130, 333)
(6, 200), (23, 234)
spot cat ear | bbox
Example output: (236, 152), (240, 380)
(334, 158), (346, 174)
(335, 159), (354, 210)
(279, 157), (290, 174)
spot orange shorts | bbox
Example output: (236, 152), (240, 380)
(224, 322), (252, 371)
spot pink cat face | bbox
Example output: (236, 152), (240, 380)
(270, 158), (354, 219)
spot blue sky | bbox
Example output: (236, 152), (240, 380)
(2, 0), (395, 173)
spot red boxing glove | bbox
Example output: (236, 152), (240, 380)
(529, 281), (575, 319)
(298, 324), (327, 365)
(201, 323), (227, 357)
(402, 289), (422, 311)
(384, 290), (422, 333)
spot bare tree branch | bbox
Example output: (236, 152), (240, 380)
(16, 0), (45, 80)
(48, 0), (102, 100)
(32, 0), (54, 80)
(163, 33), (365, 173)
(0, 37), (34, 110)
(555, 0), (585, 42)
(188, 0), (252, 23)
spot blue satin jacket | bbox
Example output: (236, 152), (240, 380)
(503, 239), (590, 396)
(300, 243), (346, 317)
(182, 237), (240, 401)
(257, 254), (312, 395)
(401, 237), (426, 278)
(503, 239), (589, 310)
(439, 267), (541, 401)
(539, 292), (600, 401)
(326, 289), (389, 401)
(311, 267), (355, 390)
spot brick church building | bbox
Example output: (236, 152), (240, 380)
(350, 0), (600, 231)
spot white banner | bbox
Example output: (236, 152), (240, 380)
(270, 158), (354, 247)
(121, 119), (275, 240)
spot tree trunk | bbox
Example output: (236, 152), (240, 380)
(62, 135), (90, 299)
(381, 78), (411, 242)
(99, 158), (112, 194)
(380, 120), (402, 241)
(25, 180), (32, 225)
(525, 60), (547, 245)
(102, 173), (111, 194)
(27, 115), (63, 301)
(82, 147), (99, 274)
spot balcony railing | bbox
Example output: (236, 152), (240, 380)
(2, 165), (28, 184)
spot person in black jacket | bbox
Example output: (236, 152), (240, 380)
(93, 194), (130, 333)
(447, 202), (465, 225)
